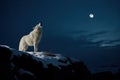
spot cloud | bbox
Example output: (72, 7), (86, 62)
(68, 30), (120, 47)
(86, 31), (107, 37)
(93, 39), (120, 47)
(69, 30), (108, 42)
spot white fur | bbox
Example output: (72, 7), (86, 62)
(19, 23), (42, 52)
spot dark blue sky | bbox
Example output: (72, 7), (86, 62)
(0, 0), (120, 67)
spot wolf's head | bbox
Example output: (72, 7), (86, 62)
(33, 22), (42, 31)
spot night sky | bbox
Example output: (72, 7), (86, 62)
(0, 0), (120, 69)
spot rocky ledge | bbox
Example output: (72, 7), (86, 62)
(0, 45), (120, 80)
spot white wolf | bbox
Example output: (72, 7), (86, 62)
(19, 23), (42, 52)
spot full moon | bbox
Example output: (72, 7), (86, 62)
(89, 13), (94, 18)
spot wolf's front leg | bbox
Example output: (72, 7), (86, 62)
(34, 43), (38, 52)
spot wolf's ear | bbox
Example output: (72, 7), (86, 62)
(38, 22), (41, 26)
(39, 22), (42, 28)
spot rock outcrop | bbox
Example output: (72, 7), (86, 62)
(0, 45), (90, 80)
(0, 45), (120, 80)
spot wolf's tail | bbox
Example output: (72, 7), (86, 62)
(18, 37), (27, 51)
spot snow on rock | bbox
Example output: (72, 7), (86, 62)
(0, 44), (77, 70)
(0, 45), (11, 49)
(0, 45), (72, 69)
(18, 68), (34, 76)
(27, 51), (70, 68)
